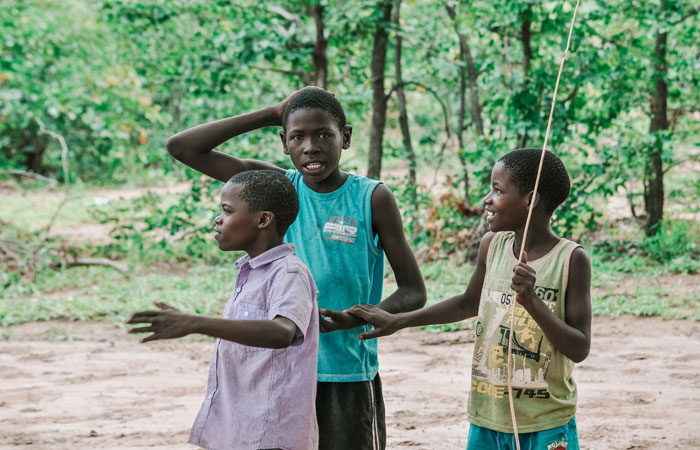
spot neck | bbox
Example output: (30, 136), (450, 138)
(245, 234), (284, 259)
(304, 169), (347, 193)
(512, 220), (559, 260)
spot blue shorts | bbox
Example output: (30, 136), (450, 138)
(467, 416), (579, 450)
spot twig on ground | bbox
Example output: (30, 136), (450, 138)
(0, 170), (59, 186)
(54, 258), (132, 277)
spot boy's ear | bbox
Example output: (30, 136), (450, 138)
(526, 191), (541, 210)
(342, 125), (352, 149)
(279, 131), (289, 154)
(258, 211), (274, 230)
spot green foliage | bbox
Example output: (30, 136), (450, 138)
(2, 0), (699, 328)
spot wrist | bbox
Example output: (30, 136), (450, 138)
(262, 105), (283, 126)
(394, 312), (411, 331)
(188, 315), (206, 335)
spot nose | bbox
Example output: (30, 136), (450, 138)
(302, 138), (319, 154)
(214, 214), (222, 225)
(483, 191), (492, 205)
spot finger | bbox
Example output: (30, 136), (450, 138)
(125, 312), (159, 324)
(154, 301), (175, 311)
(141, 334), (161, 343)
(359, 329), (382, 340)
(320, 309), (344, 319)
(347, 308), (371, 320)
(128, 326), (154, 334)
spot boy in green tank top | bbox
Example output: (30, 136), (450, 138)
(165, 87), (426, 450)
(350, 148), (592, 450)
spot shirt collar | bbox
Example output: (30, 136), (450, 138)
(234, 243), (296, 270)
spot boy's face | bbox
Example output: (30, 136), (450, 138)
(280, 107), (351, 187)
(483, 162), (528, 232)
(214, 183), (260, 252)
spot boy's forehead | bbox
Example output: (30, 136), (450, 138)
(492, 161), (509, 179)
(286, 107), (339, 130)
(221, 182), (244, 201)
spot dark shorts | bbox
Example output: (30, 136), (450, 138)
(467, 416), (579, 450)
(316, 374), (386, 450)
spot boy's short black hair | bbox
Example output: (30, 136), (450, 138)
(499, 148), (571, 214)
(282, 88), (347, 130)
(227, 170), (299, 236)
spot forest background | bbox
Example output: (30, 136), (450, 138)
(1, 0), (699, 328)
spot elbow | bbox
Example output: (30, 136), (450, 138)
(408, 286), (427, 311)
(268, 330), (296, 349)
(570, 344), (590, 364)
(165, 134), (187, 162)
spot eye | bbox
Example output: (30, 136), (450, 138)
(292, 135), (303, 141)
(319, 132), (330, 139)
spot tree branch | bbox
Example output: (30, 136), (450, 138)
(216, 58), (310, 84)
(36, 119), (69, 184)
(0, 170), (58, 185)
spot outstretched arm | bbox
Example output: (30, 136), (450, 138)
(126, 302), (297, 349)
(166, 88), (320, 182)
(347, 232), (494, 339)
(511, 248), (591, 362)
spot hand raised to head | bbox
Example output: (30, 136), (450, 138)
(126, 301), (192, 343)
(346, 304), (399, 340)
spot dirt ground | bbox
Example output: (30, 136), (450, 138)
(1, 315), (699, 450)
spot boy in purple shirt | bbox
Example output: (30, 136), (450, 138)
(127, 170), (319, 450)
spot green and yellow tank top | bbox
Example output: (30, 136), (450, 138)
(468, 231), (582, 433)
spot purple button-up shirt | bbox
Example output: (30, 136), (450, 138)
(189, 244), (319, 450)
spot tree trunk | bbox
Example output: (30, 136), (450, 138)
(304, 2), (328, 88)
(445, 4), (484, 204)
(392, 0), (417, 209)
(367, 0), (393, 180)
(518, 10), (532, 148)
(645, 4), (668, 235)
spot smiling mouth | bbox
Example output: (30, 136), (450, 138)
(486, 210), (495, 221)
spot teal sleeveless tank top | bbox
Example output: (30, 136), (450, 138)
(284, 170), (384, 382)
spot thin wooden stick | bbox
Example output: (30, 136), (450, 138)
(506, 2), (581, 449)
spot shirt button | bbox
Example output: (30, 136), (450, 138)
(212, 357), (217, 364)
(207, 394), (213, 399)
(244, 311), (249, 317)
(236, 287), (241, 293)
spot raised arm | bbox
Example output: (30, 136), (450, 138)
(165, 89), (319, 182)
(348, 232), (494, 339)
(511, 247), (591, 362)
(127, 302), (298, 349)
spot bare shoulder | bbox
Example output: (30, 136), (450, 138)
(370, 183), (396, 209)
(476, 232), (497, 264)
(370, 183), (401, 230)
(568, 246), (591, 285)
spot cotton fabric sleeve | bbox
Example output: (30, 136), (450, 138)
(268, 259), (315, 346)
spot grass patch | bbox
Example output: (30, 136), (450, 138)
(0, 264), (239, 327)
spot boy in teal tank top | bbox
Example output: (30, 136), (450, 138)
(165, 87), (426, 450)
(351, 149), (592, 450)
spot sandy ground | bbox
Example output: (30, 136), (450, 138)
(1, 316), (699, 450)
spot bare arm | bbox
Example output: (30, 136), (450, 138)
(372, 183), (426, 313)
(165, 88), (322, 182)
(127, 302), (298, 349)
(511, 247), (592, 362)
(348, 232), (494, 339)
(319, 184), (426, 331)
